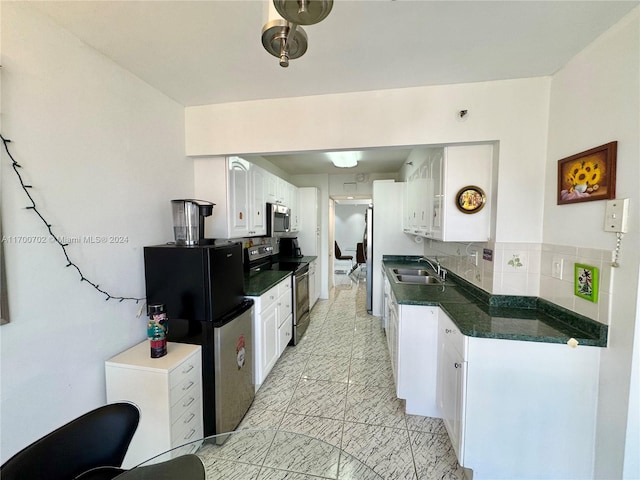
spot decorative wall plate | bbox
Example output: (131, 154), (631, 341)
(455, 186), (486, 214)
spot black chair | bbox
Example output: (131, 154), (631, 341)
(355, 242), (366, 272)
(335, 241), (354, 267)
(0, 402), (140, 480)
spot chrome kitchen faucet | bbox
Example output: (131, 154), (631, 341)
(419, 256), (447, 280)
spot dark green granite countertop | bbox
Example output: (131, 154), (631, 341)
(244, 270), (292, 297)
(383, 256), (607, 347)
(276, 255), (318, 264)
(243, 256), (316, 296)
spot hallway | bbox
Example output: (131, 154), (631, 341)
(200, 275), (465, 479)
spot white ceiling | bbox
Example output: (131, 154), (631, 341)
(263, 147), (413, 175)
(30, 0), (639, 174)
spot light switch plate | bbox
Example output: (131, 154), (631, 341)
(552, 257), (563, 279)
(604, 198), (629, 233)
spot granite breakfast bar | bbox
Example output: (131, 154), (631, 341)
(382, 256), (608, 347)
(382, 255), (607, 480)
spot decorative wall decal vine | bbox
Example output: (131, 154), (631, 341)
(1, 134), (144, 303)
(507, 254), (524, 268)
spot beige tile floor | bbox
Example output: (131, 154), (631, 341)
(198, 272), (466, 479)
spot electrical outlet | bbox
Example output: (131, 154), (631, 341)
(552, 257), (563, 279)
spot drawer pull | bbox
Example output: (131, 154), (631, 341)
(182, 364), (194, 374)
(454, 362), (462, 369)
(182, 381), (195, 391)
(184, 428), (197, 440)
(183, 397), (195, 408)
(183, 412), (196, 424)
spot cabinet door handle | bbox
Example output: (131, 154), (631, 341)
(184, 428), (197, 440)
(183, 412), (196, 424)
(182, 381), (195, 391)
(454, 362), (462, 369)
(183, 397), (195, 408)
(182, 364), (194, 374)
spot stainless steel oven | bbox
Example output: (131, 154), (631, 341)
(291, 263), (310, 345)
(245, 245), (310, 345)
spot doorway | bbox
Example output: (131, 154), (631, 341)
(332, 197), (371, 285)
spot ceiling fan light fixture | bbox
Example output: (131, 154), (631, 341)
(262, 0), (332, 67)
(261, 20), (308, 67)
(273, 0), (333, 26)
(328, 152), (359, 168)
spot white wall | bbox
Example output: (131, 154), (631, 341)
(334, 204), (366, 258)
(544, 8), (639, 478)
(328, 172), (397, 198)
(0, 3), (192, 461)
(186, 77), (551, 244)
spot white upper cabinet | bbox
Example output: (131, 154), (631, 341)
(289, 183), (299, 232)
(403, 144), (493, 242)
(194, 157), (297, 239)
(249, 165), (266, 236)
(265, 172), (278, 204)
(194, 156), (265, 238)
(228, 157), (250, 237)
(436, 144), (492, 242)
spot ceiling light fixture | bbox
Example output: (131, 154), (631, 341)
(328, 152), (359, 168)
(262, 0), (333, 67)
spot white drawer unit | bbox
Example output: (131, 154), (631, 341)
(105, 341), (203, 468)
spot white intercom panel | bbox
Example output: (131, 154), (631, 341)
(604, 198), (629, 233)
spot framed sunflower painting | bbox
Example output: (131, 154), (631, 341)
(557, 141), (617, 205)
(574, 263), (599, 303)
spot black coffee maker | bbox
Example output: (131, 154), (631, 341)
(280, 237), (303, 258)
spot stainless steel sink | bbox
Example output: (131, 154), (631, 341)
(392, 268), (429, 276)
(394, 274), (441, 285)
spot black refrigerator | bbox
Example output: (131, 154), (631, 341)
(143, 242), (254, 437)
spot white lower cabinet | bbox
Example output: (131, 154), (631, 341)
(437, 310), (601, 479)
(436, 311), (467, 462)
(382, 272), (391, 330)
(105, 341), (203, 468)
(308, 259), (319, 309)
(248, 274), (292, 391)
(386, 289), (398, 384)
(260, 301), (279, 382)
(276, 275), (293, 355)
(386, 292), (439, 417)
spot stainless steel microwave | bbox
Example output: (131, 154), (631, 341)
(266, 203), (290, 237)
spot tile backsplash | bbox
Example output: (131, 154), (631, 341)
(423, 240), (613, 324)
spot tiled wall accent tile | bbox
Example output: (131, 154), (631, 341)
(539, 277), (567, 309)
(539, 243), (613, 325)
(425, 240), (612, 324)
